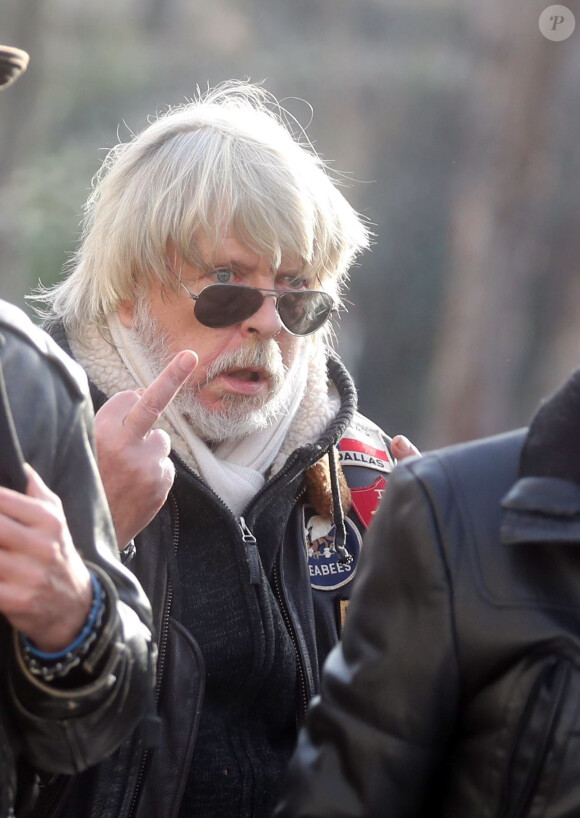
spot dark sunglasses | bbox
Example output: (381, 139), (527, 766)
(179, 282), (336, 336)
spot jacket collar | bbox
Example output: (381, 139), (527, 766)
(501, 368), (580, 546)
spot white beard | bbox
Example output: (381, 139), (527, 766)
(131, 298), (302, 443)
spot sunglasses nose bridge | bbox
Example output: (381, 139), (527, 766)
(242, 289), (284, 336)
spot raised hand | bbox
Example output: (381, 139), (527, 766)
(95, 350), (198, 547)
(0, 465), (92, 652)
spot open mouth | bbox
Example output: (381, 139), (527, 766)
(222, 367), (269, 382)
(226, 368), (262, 382)
(216, 366), (270, 395)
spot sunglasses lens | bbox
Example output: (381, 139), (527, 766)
(193, 284), (334, 335)
(194, 285), (265, 328)
(277, 291), (334, 335)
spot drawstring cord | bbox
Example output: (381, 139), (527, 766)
(328, 447), (352, 565)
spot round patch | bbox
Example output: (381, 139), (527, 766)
(303, 506), (362, 591)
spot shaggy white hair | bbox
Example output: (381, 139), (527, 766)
(38, 81), (370, 337)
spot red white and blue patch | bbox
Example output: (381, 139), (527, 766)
(338, 435), (392, 529)
(338, 436), (393, 475)
(303, 506), (362, 591)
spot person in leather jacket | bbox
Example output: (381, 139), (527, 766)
(0, 300), (157, 817)
(0, 46), (157, 818)
(276, 369), (580, 817)
(31, 82), (418, 817)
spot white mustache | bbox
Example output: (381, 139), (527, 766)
(203, 340), (286, 386)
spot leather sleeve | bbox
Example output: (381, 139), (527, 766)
(0, 321), (156, 774)
(275, 460), (460, 817)
(8, 565), (155, 774)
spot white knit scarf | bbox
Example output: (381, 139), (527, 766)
(70, 317), (340, 515)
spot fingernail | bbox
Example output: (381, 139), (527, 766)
(178, 350), (198, 372)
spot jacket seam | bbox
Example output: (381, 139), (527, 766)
(406, 458), (463, 688)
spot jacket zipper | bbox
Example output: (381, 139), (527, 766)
(499, 659), (569, 818)
(240, 507), (310, 718)
(272, 560), (310, 723)
(239, 516), (261, 584)
(240, 503), (310, 720)
(35, 775), (68, 818)
(173, 454), (268, 585)
(126, 492), (180, 818)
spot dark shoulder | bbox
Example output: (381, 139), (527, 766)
(0, 301), (87, 399)
(401, 429), (527, 515)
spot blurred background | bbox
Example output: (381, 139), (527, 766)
(1, 0), (580, 450)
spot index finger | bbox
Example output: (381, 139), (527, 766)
(124, 350), (198, 438)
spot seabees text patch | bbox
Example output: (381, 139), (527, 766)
(303, 506), (362, 591)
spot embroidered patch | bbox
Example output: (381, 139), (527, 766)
(350, 475), (387, 529)
(338, 437), (393, 475)
(303, 506), (362, 591)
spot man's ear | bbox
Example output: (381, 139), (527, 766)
(118, 300), (135, 328)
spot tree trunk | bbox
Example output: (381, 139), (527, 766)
(427, 0), (577, 445)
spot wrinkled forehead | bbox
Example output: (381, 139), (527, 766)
(170, 228), (311, 280)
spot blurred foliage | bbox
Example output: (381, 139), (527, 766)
(1, 0), (580, 449)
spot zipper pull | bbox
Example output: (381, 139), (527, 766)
(239, 516), (260, 584)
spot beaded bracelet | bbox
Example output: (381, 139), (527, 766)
(20, 571), (106, 682)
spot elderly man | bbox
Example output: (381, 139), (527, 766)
(0, 46), (160, 817)
(35, 82), (416, 818)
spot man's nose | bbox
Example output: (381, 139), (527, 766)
(240, 293), (283, 338)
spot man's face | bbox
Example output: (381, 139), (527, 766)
(119, 235), (307, 440)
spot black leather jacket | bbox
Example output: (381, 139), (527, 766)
(0, 302), (155, 817)
(277, 427), (580, 817)
(38, 323), (393, 818)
